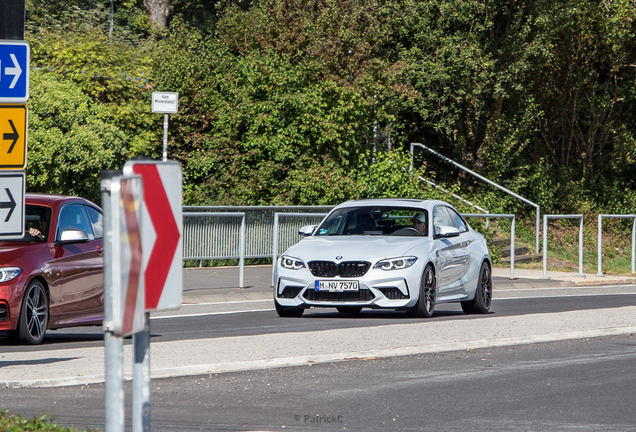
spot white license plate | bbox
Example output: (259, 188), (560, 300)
(315, 280), (359, 292)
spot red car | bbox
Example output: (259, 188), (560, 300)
(0, 194), (104, 344)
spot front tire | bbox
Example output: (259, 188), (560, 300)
(461, 261), (492, 315)
(18, 280), (49, 344)
(275, 300), (305, 317)
(409, 264), (436, 318)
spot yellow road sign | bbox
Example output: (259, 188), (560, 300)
(0, 104), (27, 170)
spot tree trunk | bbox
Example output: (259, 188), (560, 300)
(144, 0), (169, 28)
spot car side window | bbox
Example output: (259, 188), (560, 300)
(433, 206), (454, 229)
(447, 207), (468, 232)
(85, 206), (103, 239)
(57, 204), (94, 241)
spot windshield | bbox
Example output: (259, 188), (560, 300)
(315, 206), (428, 237)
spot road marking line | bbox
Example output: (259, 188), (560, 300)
(495, 292), (636, 300)
(496, 285), (636, 292)
(180, 299), (272, 306)
(150, 308), (275, 320)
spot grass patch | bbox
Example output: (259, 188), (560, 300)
(0, 409), (97, 431)
(486, 217), (635, 275)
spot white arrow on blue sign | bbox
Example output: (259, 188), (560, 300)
(0, 41), (30, 103)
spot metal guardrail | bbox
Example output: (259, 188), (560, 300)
(182, 206), (333, 261)
(542, 215), (585, 279)
(411, 142), (541, 254)
(462, 214), (516, 280)
(183, 212), (246, 287)
(596, 215), (636, 276)
(271, 212), (329, 286)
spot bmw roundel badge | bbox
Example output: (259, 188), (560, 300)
(335, 255), (343, 260)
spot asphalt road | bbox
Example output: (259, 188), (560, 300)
(2, 272), (636, 431)
(2, 333), (635, 431)
(2, 291), (636, 352)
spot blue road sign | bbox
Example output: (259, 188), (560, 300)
(0, 41), (29, 103)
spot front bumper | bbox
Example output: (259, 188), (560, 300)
(275, 265), (423, 309)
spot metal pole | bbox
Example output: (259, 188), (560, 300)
(536, 207), (540, 255)
(272, 212), (279, 288)
(133, 313), (151, 432)
(102, 171), (125, 432)
(162, 114), (169, 162)
(542, 215), (548, 279)
(577, 216), (585, 277)
(109, 0), (114, 42)
(239, 214), (245, 288)
(632, 218), (636, 275)
(597, 215), (603, 276)
(510, 216), (515, 280)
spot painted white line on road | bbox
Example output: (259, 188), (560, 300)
(495, 292), (636, 300)
(496, 285), (636, 292)
(181, 299), (272, 306)
(150, 308), (276, 320)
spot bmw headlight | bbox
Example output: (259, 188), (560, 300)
(373, 257), (417, 271)
(0, 267), (22, 283)
(280, 255), (305, 270)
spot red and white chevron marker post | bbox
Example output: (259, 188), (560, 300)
(107, 175), (145, 338)
(122, 160), (183, 432)
(123, 160), (183, 311)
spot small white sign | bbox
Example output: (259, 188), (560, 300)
(151, 92), (179, 114)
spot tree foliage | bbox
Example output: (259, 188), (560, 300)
(23, 0), (636, 214)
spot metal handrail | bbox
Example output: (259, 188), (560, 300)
(421, 177), (489, 214)
(411, 142), (541, 254)
(541, 215), (585, 279)
(271, 212), (328, 286)
(596, 215), (636, 276)
(462, 214), (516, 279)
(183, 212), (246, 288)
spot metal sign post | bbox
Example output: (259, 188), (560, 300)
(101, 171), (124, 432)
(102, 170), (145, 432)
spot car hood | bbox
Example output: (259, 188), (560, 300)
(0, 243), (41, 266)
(283, 236), (430, 262)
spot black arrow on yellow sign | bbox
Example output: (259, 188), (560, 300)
(3, 120), (19, 153)
(0, 188), (16, 222)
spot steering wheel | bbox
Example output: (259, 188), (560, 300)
(390, 227), (422, 236)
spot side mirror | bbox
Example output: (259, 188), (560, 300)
(298, 225), (318, 237)
(57, 229), (90, 245)
(434, 225), (460, 239)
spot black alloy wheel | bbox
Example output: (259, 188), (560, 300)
(18, 280), (49, 344)
(409, 264), (436, 318)
(461, 261), (492, 314)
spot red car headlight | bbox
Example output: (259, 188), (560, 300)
(0, 267), (22, 283)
